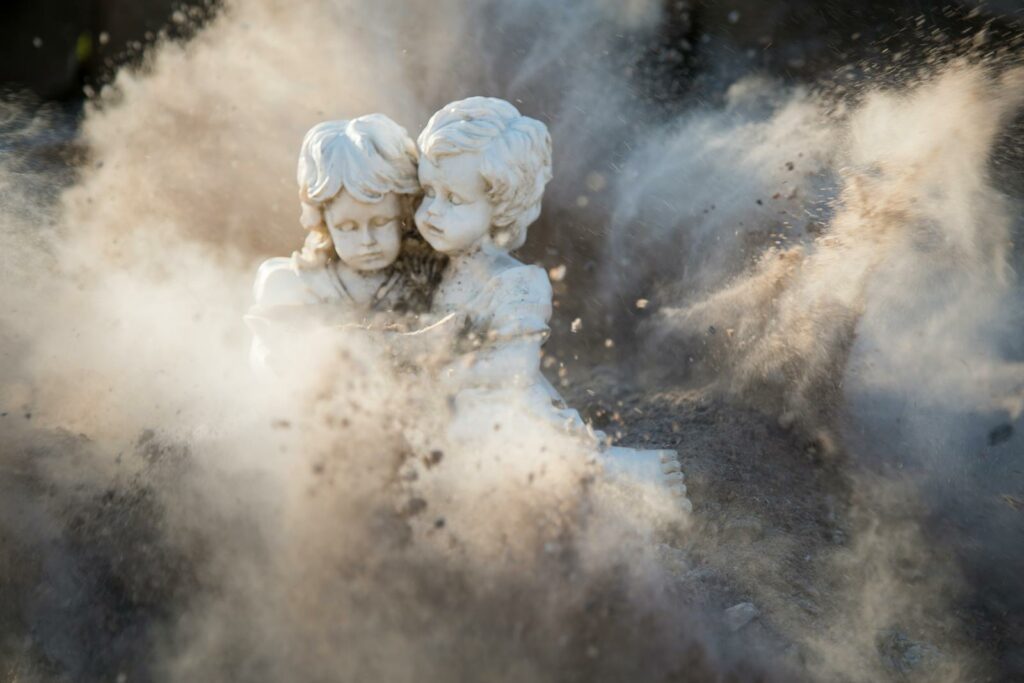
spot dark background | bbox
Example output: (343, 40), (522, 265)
(0, 0), (215, 102)
(2, 0), (1022, 103)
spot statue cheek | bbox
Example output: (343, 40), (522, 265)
(384, 230), (401, 251)
(334, 233), (356, 254)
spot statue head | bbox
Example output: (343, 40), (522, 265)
(295, 114), (420, 271)
(415, 97), (552, 255)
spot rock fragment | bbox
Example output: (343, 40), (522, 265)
(724, 602), (759, 632)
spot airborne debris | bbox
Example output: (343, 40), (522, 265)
(570, 318), (582, 333)
(1002, 494), (1024, 511)
(635, 298), (649, 309)
(400, 497), (427, 517)
(584, 171), (607, 192)
(987, 422), (1013, 446)
(548, 264), (567, 282)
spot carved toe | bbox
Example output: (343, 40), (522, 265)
(664, 471), (685, 486)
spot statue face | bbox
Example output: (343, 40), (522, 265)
(416, 152), (494, 255)
(324, 191), (403, 272)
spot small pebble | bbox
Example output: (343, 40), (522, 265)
(724, 602), (759, 631)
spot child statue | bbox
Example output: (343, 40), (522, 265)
(248, 115), (442, 372)
(413, 97), (689, 507)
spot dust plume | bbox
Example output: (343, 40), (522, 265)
(0, 0), (781, 681)
(3, 0), (1024, 680)
(636, 61), (1024, 679)
(647, 63), (1024, 441)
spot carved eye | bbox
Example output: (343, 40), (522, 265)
(336, 221), (358, 232)
(448, 193), (464, 206)
(370, 216), (395, 228)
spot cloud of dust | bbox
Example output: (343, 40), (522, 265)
(5, 0), (1024, 679)
(601, 76), (839, 344)
(0, 1), (793, 681)
(630, 62), (1024, 679)
(649, 64), (1024, 441)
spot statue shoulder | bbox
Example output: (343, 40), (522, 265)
(252, 257), (321, 308)
(491, 262), (552, 305)
(484, 262), (553, 339)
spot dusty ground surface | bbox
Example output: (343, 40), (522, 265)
(564, 367), (1015, 682)
(570, 374), (850, 658)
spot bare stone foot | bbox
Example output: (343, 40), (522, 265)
(602, 446), (693, 512)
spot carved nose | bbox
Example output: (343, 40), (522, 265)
(360, 225), (377, 245)
(424, 197), (441, 218)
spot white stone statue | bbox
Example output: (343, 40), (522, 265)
(246, 102), (689, 510)
(410, 97), (689, 508)
(247, 115), (442, 372)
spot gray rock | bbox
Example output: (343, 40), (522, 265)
(724, 602), (759, 632)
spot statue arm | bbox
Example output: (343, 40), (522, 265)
(251, 257), (320, 311)
(381, 312), (468, 366)
(247, 257), (318, 373)
(439, 264), (552, 388)
(442, 337), (544, 391)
